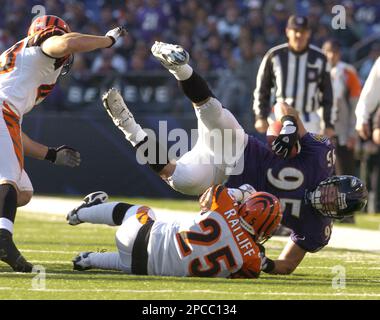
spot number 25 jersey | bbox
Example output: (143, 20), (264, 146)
(147, 186), (262, 278)
(0, 27), (67, 117)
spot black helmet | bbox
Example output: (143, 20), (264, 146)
(306, 175), (368, 220)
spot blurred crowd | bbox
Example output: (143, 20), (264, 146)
(1, 0), (380, 114)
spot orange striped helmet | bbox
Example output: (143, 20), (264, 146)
(28, 15), (71, 37)
(238, 192), (282, 243)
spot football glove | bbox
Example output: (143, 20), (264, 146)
(271, 115), (299, 159)
(257, 243), (275, 273)
(105, 26), (127, 48)
(45, 145), (81, 167)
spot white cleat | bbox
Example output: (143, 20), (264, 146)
(66, 191), (109, 226)
(102, 88), (134, 130)
(73, 252), (93, 271)
(151, 41), (189, 69)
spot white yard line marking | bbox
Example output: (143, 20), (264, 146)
(0, 287), (379, 297)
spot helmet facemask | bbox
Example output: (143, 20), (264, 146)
(307, 175), (368, 219)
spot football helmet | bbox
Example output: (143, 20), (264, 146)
(238, 192), (282, 243)
(28, 15), (71, 37)
(306, 175), (368, 219)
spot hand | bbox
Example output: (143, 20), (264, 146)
(357, 123), (371, 140)
(346, 136), (357, 150)
(271, 115), (298, 159)
(105, 26), (127, 48)
(256, 243), (275, 273)
(254, 118), (269, 133)
(373, 128), (380, 145)
(324, 127), (335, 139)
(45, 145), (81, 167)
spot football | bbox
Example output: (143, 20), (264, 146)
(266, 121), (299, 158)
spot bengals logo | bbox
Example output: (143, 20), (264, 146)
(136, 206), (152, 225)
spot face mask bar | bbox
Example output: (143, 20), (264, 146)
(61, 54), (74, 76)
(307, 176), (349, 219)
(307, 175), (368, 220)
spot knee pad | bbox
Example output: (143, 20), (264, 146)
(168, 160), (216, 196)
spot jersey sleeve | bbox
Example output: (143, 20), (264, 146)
(300, 133), (335, 175)
(229, 242), (262, 279)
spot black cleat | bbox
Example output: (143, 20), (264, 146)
(0, 229), (33, 273)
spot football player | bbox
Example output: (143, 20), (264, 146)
(102, 42), (368, 275)
(0, 15), (126, 272)
(68, 185), (282, 278)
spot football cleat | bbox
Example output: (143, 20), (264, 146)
(66, 191), (108, 226)
(151, 41), (189, 69)
(0, 229), (33, 273)
(102, 88), (135, 131)
(72, 252), (93, 271)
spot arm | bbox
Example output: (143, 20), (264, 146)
(22, 132), (81, 167)
(373, 108), (380, 145)
(356, 57), (380, 139)
(22, 132), (48, 160)
(346, 68), (362, 148)
(253, 51), (274, 132)
(319, 59), (335, 136)
(273, 102), (307, 138)
(41, 27), (126, 58)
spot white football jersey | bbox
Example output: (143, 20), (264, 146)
(147, 186), (262, 278)
(0, 27), (67, 117)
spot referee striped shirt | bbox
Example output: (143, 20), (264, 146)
(253, 43), (335, 128)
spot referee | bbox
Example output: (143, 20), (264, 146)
(253, 15), (335, 137)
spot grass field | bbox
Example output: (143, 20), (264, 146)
(1, 197), (380, 300)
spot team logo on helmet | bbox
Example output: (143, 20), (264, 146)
(238, 192), (282, 243)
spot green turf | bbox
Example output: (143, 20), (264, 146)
(1, 200), (380, 300)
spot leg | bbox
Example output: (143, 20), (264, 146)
(73, 203), (155, 273)
(17, 170), (34, 207)
(0, 115), (33, 272)
(152, 42), (247, 181)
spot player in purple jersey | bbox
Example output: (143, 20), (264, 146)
(102, 42), (368, 275)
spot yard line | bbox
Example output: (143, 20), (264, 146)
(0, 287), (379, 297)
(21, 249), (79, 254)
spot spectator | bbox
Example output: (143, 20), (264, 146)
(91, 48), (127, 75)
(253, 15), (334, 136)
(322, 39), (361, 176)
(217, 5), (241, 43)
(355, 57), (380, 213)
(359, 43), (380, 83)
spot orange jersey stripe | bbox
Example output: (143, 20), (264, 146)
(2, 102), (23, 170)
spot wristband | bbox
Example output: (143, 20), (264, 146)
(280, 115), (297, 125)
(262, 257), (275, 273)
(107, 36), (116, 48)
(45, 148), (57, 163)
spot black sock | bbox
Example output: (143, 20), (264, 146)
(112, 203), (134, 226)
(134, 135), (169, 173)
(179, 71), (214, 104)
(0, 184), (17, 224)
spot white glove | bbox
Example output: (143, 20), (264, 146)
(105, 26), (127, 48)
(227, 184), (256, 203)
(45, 145), (81, 168)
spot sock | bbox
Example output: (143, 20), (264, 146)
(169, 64), (193, 81)
(179, 71), (215, 103)
(88, 252), (125, 271)
(0, 218), (14, 234)
(134, 135), (169, 173)
(77, 202), (119, 226)
(0, 184), (17, 235)
(121, 121), (147, 147)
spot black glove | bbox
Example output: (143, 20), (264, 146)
(271, 115), (299, 159)
(257, 243), (275, 273)
(45, 145), (81, 168)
